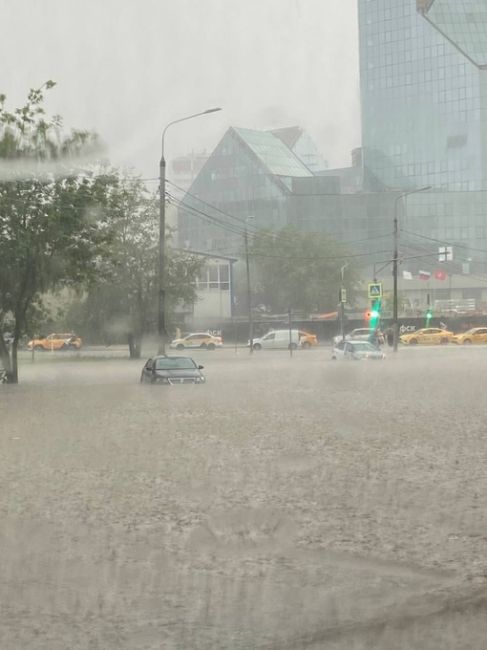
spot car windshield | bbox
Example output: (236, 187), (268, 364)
(351, 342), (377, 352)
(154, 357), (196, 370)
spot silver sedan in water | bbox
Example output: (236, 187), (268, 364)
(332, 340), (385, 360)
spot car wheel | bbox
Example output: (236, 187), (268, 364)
(253, 343), (262, 351)
(302, 341), (311, 349)
(176, 344), (185, 350)
(200, 343), (208, 349)
(34, 345), (44, 351)
(463, 339), (472, 345)
(288, 342), (298, 350)
(440, 338), (449, 345)
(207, 343), (216, 351)
(409, 339), (418, 345)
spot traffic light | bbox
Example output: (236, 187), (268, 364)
(426, 306), (432, 325)
(369, 300), (381, 329)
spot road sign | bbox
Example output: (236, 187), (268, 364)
(439, 246), (453, 262)
(368, 282), (382, 299)
(339, 288), (347, 303)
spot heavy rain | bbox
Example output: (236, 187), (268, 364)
(2, 1), (487, 648)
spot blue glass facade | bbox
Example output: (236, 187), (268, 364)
(359, 0), (487, 190)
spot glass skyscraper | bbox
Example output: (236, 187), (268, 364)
(358, 0), (487, 190)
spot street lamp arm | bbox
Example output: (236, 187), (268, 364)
(161, 108), (222, 161)
(394, 185), (432, 210)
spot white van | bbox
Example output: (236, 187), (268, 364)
(251, 329), (301, 350)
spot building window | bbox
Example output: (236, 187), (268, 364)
(197, 262), (232, 292)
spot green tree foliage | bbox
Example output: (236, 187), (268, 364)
(0, 82), (112, 382)
(248, 226), (359, 315)
(71, 174), (204, 358)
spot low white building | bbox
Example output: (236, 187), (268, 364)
(177, 252), (236, 329)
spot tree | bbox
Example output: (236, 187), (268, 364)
(248, 226), (359, 315)
(70, 173), (204, 358)
(0, 83), (112, 382)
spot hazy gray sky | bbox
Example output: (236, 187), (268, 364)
(2, 0), (360, 177)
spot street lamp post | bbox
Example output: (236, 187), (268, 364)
(158, 108), (222, 354)
(244, 216), (255, 354)
(340, 263), (348, 342)
(393, 186), (431, 352)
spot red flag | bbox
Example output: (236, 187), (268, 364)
(435, 269), (447, 281)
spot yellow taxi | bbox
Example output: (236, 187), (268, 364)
(299, 330), (319, 348)
(452, 327), (487, 345)
(169, 332), (223, 351)
(400, 327), (455, 345)
(27, 332), (83, 351)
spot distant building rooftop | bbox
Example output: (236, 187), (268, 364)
(233, 127), (313, 178)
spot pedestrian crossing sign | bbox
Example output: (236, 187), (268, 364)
(368, 282), (383, 299)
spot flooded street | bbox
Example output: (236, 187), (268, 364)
(1, 348), (487, 648)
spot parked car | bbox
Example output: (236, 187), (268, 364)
(27, 333), (82, 351)
(451, 327), (487, 345)
(251, 329), (301, 351)
(333, 328), (384, 346)
(400, 328), (454, 345)
(140, 355), (206, 385)
(332, 340), (385, 361)
(299, 330), (319, 348)
(169, 332), (223, 351)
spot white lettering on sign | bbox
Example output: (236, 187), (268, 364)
(400, 325), (417, 334)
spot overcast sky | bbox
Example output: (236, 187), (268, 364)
(2, 0), (360, 178)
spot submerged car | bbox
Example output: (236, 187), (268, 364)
(332, 340), (385, 360)
(452, 327), (487, 345)
(169, 332), (223, 351)
(333, 328), (384, 346)
(27, 332), (82, 351)
(400, 328), (454, 345)
(140, 355), (206, 385)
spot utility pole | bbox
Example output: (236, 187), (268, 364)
(340, 263), (348, 342)
(244, 221), (254, 354)
(392, 186), (431, 352)
(393, 207), (399, 352)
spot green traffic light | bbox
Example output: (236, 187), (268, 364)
(369, 300), (381, 329)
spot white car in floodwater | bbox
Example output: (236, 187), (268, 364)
(332, 340), (385, 361)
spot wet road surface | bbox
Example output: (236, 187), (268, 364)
(1, 347), (487, 648)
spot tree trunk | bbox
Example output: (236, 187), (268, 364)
(128, 333), (142, 359)
(10, 340), (19, 384)
(0, 335), (12, 382)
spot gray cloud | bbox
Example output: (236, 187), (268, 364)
(1, 0), (360, 176)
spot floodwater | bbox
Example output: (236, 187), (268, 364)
(1, 347), (487, 649)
